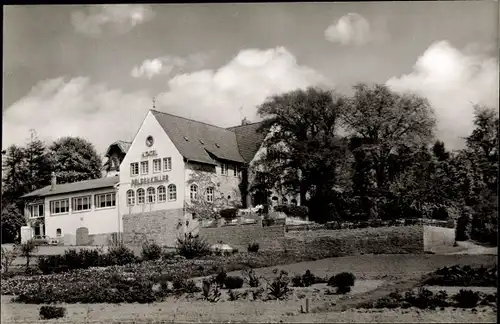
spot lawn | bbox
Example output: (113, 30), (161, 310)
(1, 253), (497, 323)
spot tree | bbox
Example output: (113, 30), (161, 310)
(342, 83), (437, 194)
(49, 137), (102, 184)
(24, 130), (54, 192)
(1, 202), (25, 244)
(255, 87), (347, 223)
(184, 169), (241, 221)
(2, 144), (29, 208)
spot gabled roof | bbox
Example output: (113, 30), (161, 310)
(22, 176), (119, 198)
(105, 140), (131, 157)
(227, 121), (267, 163)
(151, 110), (246, 165)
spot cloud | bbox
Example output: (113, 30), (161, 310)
(71, 5), (155, 37)
(387, 41), (499, 150)
(3, 47), (328, 154)
(131, 52), (212, 79)
(324, 13), (387, 46)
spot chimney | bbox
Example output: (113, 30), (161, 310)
(241, 117), (250, 126)
(51, 172), (57, 190)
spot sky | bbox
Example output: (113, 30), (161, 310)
(3, 2), (499, 155)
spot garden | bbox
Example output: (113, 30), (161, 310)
(1, 233), (498, 322)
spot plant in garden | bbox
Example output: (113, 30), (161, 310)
(327, 272), (356, 294)
(228, 289), (241, 301)
(247, 242), (260, 253)
(242, 268), (260, 287)
(105, 244), (137, 265)
(454, 289), (481, 308)
(292, 270), (325, 287)
(141, 241), (163, 261)
(176, 233), (210, 259)
(1, 246), (18, 274)
(214, 269), (227, 289)
(224, 276), (244, 289)
(266, 269), (290, 299)
(18, 240), (38, 272)
(202, 278), (221, 302)
(39, 306), (66, 320)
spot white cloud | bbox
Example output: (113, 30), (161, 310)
(387, 40), (499, 150)
(71, 5), (155, 37)
(131, 52), (212, 79)
(324, 13), (387, 46)
(3, 47), (328, 153)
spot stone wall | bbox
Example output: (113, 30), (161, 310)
(199, 223), (286, 252)
(123, 209), (184, 247)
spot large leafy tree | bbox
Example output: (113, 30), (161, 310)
(254, 87), (348, 223)
(48, 137), (102, 184)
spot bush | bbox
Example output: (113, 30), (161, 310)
(224, 276), (244, 289)
(327, 272), (356, 288)
(141, 241), (163, 261)
(455, 213), (471, 241)
(247, 242), (260, 253)
(228, 289), (241, 301)
(292, 270), (325, 287)
(214, 269), (227, 289)
(176, 234), (210, 259)
(454, 289), (480, 308)
(202, 278), (221, 302)
(39, 306), (66, 320)
(273, 205), (309, 219)
(242, 268), (260, 287)
(267, 269), (290, 299)
(105, 245), (138, 266)
(1, 247), (18, 274)
(424, 265), (497, 287)
(220, 208), (238, 219)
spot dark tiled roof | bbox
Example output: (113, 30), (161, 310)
(151, 110), (246, 165)
(105, 140), (132, 157)
(227, 121), (267, 163)
(22, 176), (119, 198)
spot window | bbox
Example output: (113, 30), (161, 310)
(190, 184), (198, 200)
(137, 188), (145, 204)
(282, 198), (288, 205)
(158, 185), (166, 202)
(130, 162), (139, 176)
(95, 193), (116, 209)
(163, 157), (172, 171)
(29, 204), (44, 218)
(72, 195), (92, 211)
(233, 165), (238, 176)
(126, 190), (135, 206)
(50, 199), (69, 215)
(140, 161), (149, 175)
(168, 184), (177, 201)
(221, 164), (228, 175)
(147, 187), (156, 204)
(153, 158), (161, 173)
(56, 229), (62, 237)
(206, 187), (214, 202)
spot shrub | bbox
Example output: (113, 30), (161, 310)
(141, 241), (163, 261)
(267, 269), (290, 299)
(247, 242), (260, 253)
(454, 289), (480, 308)
(202, 278), (221, 302)
(424, 265), (497, 287)
(1, 247), (18, 274)
(105, 244), (137, 265)
(214, 270), (227, 289)
(242, 268), (260, 287)
(39, 306), (66, 320)
(220, 208), (238, 219)
(224, 276), (244, 289)
(292, 270), (325, 287)
(455, 214), (471, 241)
(18, 240), (38, 272)
(328, 272), (356, 288)
(176, 234), (210, 259)
(228, 289), (241, 301)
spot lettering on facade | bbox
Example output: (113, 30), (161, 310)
(141, 150), (158, 158)
(131, 174), (169, 186)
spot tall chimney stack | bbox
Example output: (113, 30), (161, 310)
(51, 172), (57, 190)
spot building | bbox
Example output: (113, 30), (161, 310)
(21, 109), (300, 246)
(22, 175), (119, 245)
